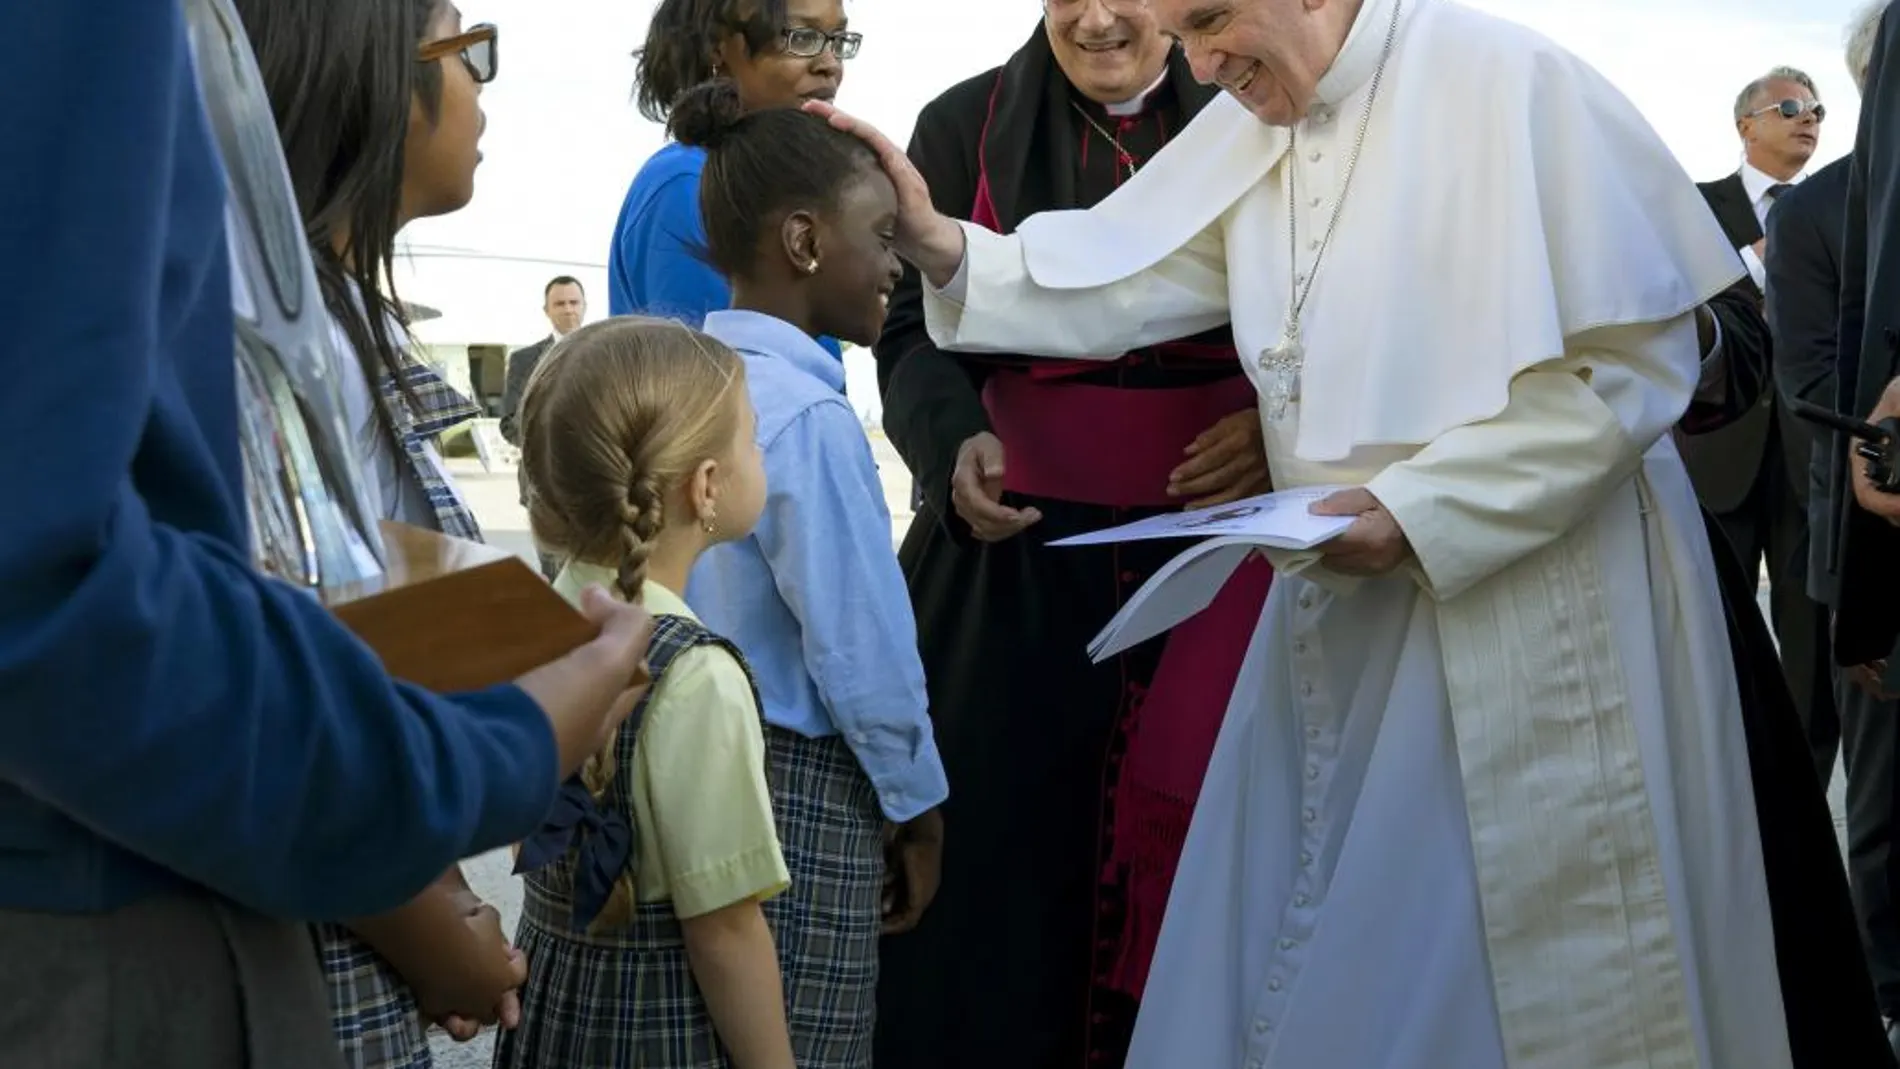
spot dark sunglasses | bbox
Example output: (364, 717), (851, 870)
(418, 23), (498, 85)
(780, 26), (861, 60)
(1750, 98), (1825, 122)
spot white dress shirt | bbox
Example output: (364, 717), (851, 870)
(1736, 160), (1805, 288)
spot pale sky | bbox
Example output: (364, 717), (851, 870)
(399, 0), (1877, 404)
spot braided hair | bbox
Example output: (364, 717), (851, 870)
(518, 315), (747, 926)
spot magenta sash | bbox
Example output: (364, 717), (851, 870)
(966, 68), (1273, 1005)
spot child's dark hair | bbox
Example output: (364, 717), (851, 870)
(633, 0), (787, 124)
(666, 78), (879, 280)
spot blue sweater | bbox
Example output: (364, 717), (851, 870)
(0, 2), (558, 918)
(607, 143), (842, 357)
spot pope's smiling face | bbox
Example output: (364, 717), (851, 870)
(1044, 0), (1175, 106)
(1149, 0), (1359, 126)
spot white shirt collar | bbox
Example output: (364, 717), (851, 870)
(1739, 160), (1804, 206)
(1103, 68), (1170, 118)
(1313, 0), (1417, 111)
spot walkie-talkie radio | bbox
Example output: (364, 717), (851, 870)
(1785, 397), (1900, 494)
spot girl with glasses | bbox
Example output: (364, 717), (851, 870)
(608, 0), (858, 355)
(231, 0), (517, 1065)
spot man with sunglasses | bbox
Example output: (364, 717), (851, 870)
(1706, 70), (1827, 297)
(1683, 66), (1839, 796)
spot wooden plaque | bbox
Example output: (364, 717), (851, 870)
(323, 521), (597, 693)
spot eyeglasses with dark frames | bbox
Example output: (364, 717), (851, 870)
(1749, 98), (1825, 123)
(780, 27), (861, 60)
(418, 23), (498, 85)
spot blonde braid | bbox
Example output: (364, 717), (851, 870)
(579, 469), (666, 930)
(512, 315), (748, 933)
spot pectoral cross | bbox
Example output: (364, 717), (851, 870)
(1259, 326), (1304, 422)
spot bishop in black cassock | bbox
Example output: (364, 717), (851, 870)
(873, 19), (1266, 1069)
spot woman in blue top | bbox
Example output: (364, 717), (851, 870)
(610, 0), (857, 356)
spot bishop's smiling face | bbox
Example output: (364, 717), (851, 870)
(1044, 0), (1174, 105)
(1149, 0), (1362, 126)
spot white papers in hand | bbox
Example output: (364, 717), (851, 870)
(1050, 486), (1355, 550)
(1085, 539), (1261, 662)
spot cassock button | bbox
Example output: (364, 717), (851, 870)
(1279, 937), (1296, 950)
(1300, 851), (1313, 867)
(1308, 151), (1322, 163)
(1306, 764), (1319, 781)
(1294, 893), (1310, 907)
(1268, 978), (1284, 992)
(1298, 592), (1314, 610)
(1300, 681), (1314, 697)
(1306, 725), (1320, 741)
(1303, 807), (1317, 823)
(1309, 239), (1321, 251)
(1293, 641), (1308, 655)
(1254, 1018), (1271, 1035)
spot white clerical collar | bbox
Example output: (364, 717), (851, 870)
(1739, 160), (1804, 204)
(1103, 68), (1170, 118)
(1312, 0), (1418, 111)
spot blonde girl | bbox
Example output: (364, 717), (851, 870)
(500, 318), (794, 1069)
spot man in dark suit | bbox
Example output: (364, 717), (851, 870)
(498, 276), (586, 447)
(1686, 65), (1836, 785)
(499, 275), (586, 578)
(1835, 1), (1900, 1052)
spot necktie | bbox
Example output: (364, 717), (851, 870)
(1768, 182), (1794, 200)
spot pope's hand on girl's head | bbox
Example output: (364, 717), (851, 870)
(801, 99), (965, 285)
(516, 587), (656, 780)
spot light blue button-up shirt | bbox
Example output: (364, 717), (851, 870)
(689, 310), (948, 823)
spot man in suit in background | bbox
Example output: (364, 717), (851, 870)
(499, 275), (586, 579)
(1833, 1), (1900, 1053)
(1686, 66), (1835, 784)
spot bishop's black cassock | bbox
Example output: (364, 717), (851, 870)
(873, 28), (1265, 1069)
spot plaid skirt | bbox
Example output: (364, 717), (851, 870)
(494, 728), (883, 1069)
(317, 923), (432, 1069)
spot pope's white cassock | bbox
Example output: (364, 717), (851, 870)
(921, 0), (1795, 1067)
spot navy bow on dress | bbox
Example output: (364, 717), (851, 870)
(514, 775), (636, 932)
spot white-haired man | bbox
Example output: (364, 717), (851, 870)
(813, 0), (1889, 1064)
(1685, 65), (1838, 790)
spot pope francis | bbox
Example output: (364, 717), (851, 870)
(814, 0), (1889, 1065)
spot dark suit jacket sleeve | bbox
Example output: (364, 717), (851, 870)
(1766, 195), (1839, 410)
(497, 342), (541, 446)
(1682, 282), (1772, 433)
(1833, 2), (1900, 667)
(874, 85), (990, 540)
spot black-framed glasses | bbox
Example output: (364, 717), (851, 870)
(418, 23), (498, 85)
(1750, 98), (1825, 123)
(780, 27), (861, 59)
